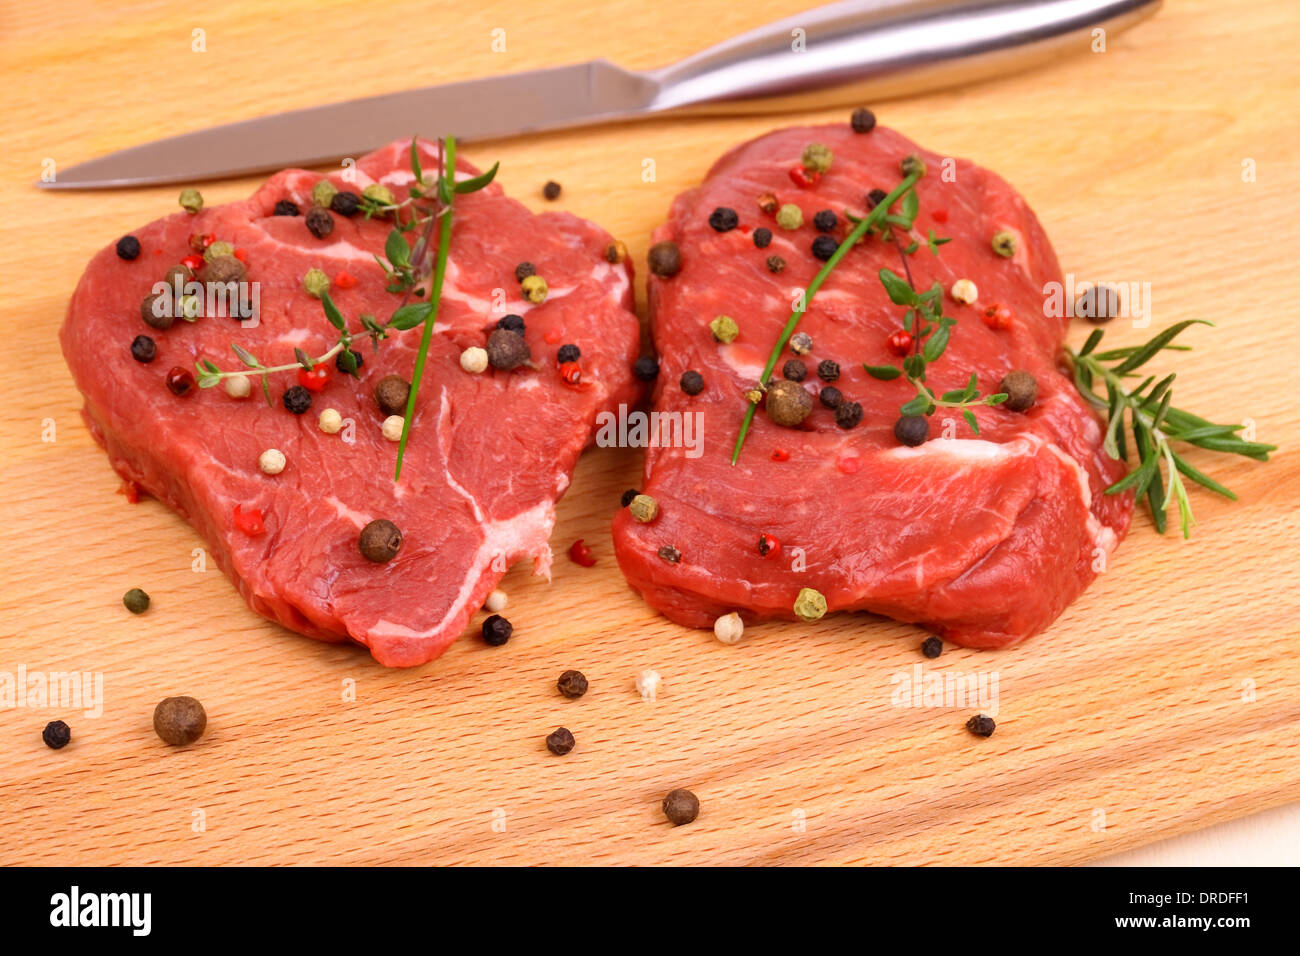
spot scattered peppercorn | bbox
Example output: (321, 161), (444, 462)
(648, 241), (682, 278)
(43, 720), (71, 750)
(758, 532), (779, 557)
(123, 587), (150, 614)
(782, 358), (807, 381)
(966, 714), (996, 738)
(620, 488), (639, 507)
(789, 332), (813, 355)
(950, 278), (978, 305)
(305, 206), (335, 239)
(628, 494), (659, 523)
(921, 636), (943, 658)
(273, 199), (300, 216)
(765, 255), (786, 273)
(658, 545), (682, 564)
(482, 613), (513, 646)
(335, 348), (363, 374)
(141, 293), (173, 330)
(204, 254), (246, 286)
(850, 107), (877, 133)
(543, 180), (562, 200)
(282, 384), (312, 414)
(680, 370), (705, 396)
(866, 187), (887, 209)
(813, 209), (837, 232)
(793, 587), (827, 622)
(708, 206), (739, 232)
(604, 240), (628, 263)
(999, 369), (1038, 412)
(776, 203), (804, 230)
(766, 379), (813, 427)
(330, 191), (361, 217)
(358, 518), (402, 563)
(556, 343), (580, 364)
(816, 359), (840, 382)
(362, 183), (395, 207)
(302, 267), (329, 298)
(662, 788), (699, 826)
(894, 414), (929, 446)
(752, 227), (773, 248)
(203, 241), (233, 264)
(811, 235), (839, 261)
(130, 335), (156, 363)
(496, 314), (526, 334)
(115, 235), (141, 260)
(164, 263), (193, 287)
(178, 188), (204, 213)
(557, 670), (588, 699)
(520, 274), (548, 303)
(373, 375), (411, 416)
(801, 142), (833, 173)
(901, 153), (926, 178)
(1075, 283), (1122, 322)
(311, 179), (338, 208)
(546, 727), (576, 755)
(487, 328), (532, 370)
(835, 401), (863, 429)
(756, 191), (779, 214)
(709, 315), (739, 343)
(514, 261), (536, 282)
(633, 356), (660, 381)
(991, 230), (1017, 258)
(154, 696), (207, 746)
(819, 385), (843, 409)
(166, 367), (195, 396)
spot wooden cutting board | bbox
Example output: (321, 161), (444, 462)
(0, 0), (1296, 866)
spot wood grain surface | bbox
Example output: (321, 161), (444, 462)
(0, 0), (1296, 866)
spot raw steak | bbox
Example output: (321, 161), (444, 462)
(613, 123), (1133, 648)
(62, 138), (640, 666)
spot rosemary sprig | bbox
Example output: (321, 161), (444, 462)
(730, 169), (921, 465)
(1066, 320), (1275, 537)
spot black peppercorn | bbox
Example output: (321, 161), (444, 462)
(894, 414), (929, 446)
(487, 328), (531, 370)
(358, 519), (403, 563)
(633, 356), (659, 381)
(782, 358), (807, 382)
(966, 714), (996, 738)
(130, 335), (157, 364)
(850, 107), (877, 133)
(662, 788), (699, 826)
(621, 488), (639, 507)
(708, 206), (739, 232)
(123, 587), (151, 614)
(766, 255), (786, 273)
(819, 385), (843, 409)
(543, 180), (562, 200)
(496, 313), (526, 334)
(752, 227), (773, 248)
(273, 199), (300, 216)
(557, 670), (588, 699)
(335, 348), (363, 374)
(374, 375), (411, 416)
(482, 613), (513, 646)
(153, 696), (207, 746)
(115, 235), (141, 260)
(283, 385), (312, 414)
(811, 235), (839, 261)
(813, 209), (837, 232)
(680, 370), (705, 395)
(817, 359), (840, 382)
(42, 719), (71, 750)
(658, 545), (682, 563)
(999, 369), (1038, 412)
(866, 188), (887, 209)
(556, 344), (580, 364)
(546, 727), (576, 755)
(330, 190), (361, 217)
(921, 636), (943, 658)
(514, 261), (536, 282)
(648, 241), (682, 278)
(305, 205), (335, 239)
(835, 401), (863, 429)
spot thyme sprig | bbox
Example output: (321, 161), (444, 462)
(1066, 320), (1275, 537)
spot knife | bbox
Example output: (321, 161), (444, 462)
(41, 0), (1160, 190)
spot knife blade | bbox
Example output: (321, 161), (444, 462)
(41, 0), (1160, 190)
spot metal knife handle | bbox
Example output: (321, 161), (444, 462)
(646, 0), (1161, 114)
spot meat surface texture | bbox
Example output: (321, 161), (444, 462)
(63, 139), (639, 666)
(613, 124), (1133, 648)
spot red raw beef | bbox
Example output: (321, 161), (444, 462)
(62, 139), (640, 666)
(613, 124), (1133, 648)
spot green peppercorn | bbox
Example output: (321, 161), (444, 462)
(520, 274), (548, 303)
(765, 379), (812, 427)
(628, 494), (658, 523)
(793, 587), (827, 622)
(154, 696), (207, 746)
(999, 369), (1038, 412)
(311, 179), (339, 208)
(648, 241), (682, 278)
(358, 519), (403, 563)
(178, 187), (204, 213)
(362, 183), (395, 206)
(303, 267), (329, 298)
(901, 153), (926, 178)
(776, 204), (804, 231)
(801, 142), (833, 173)
(203, 241), (234, 263)
(991, 230), (1017, 258)
(709, 315), (739, 343)
(123, 588), (150, 614)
